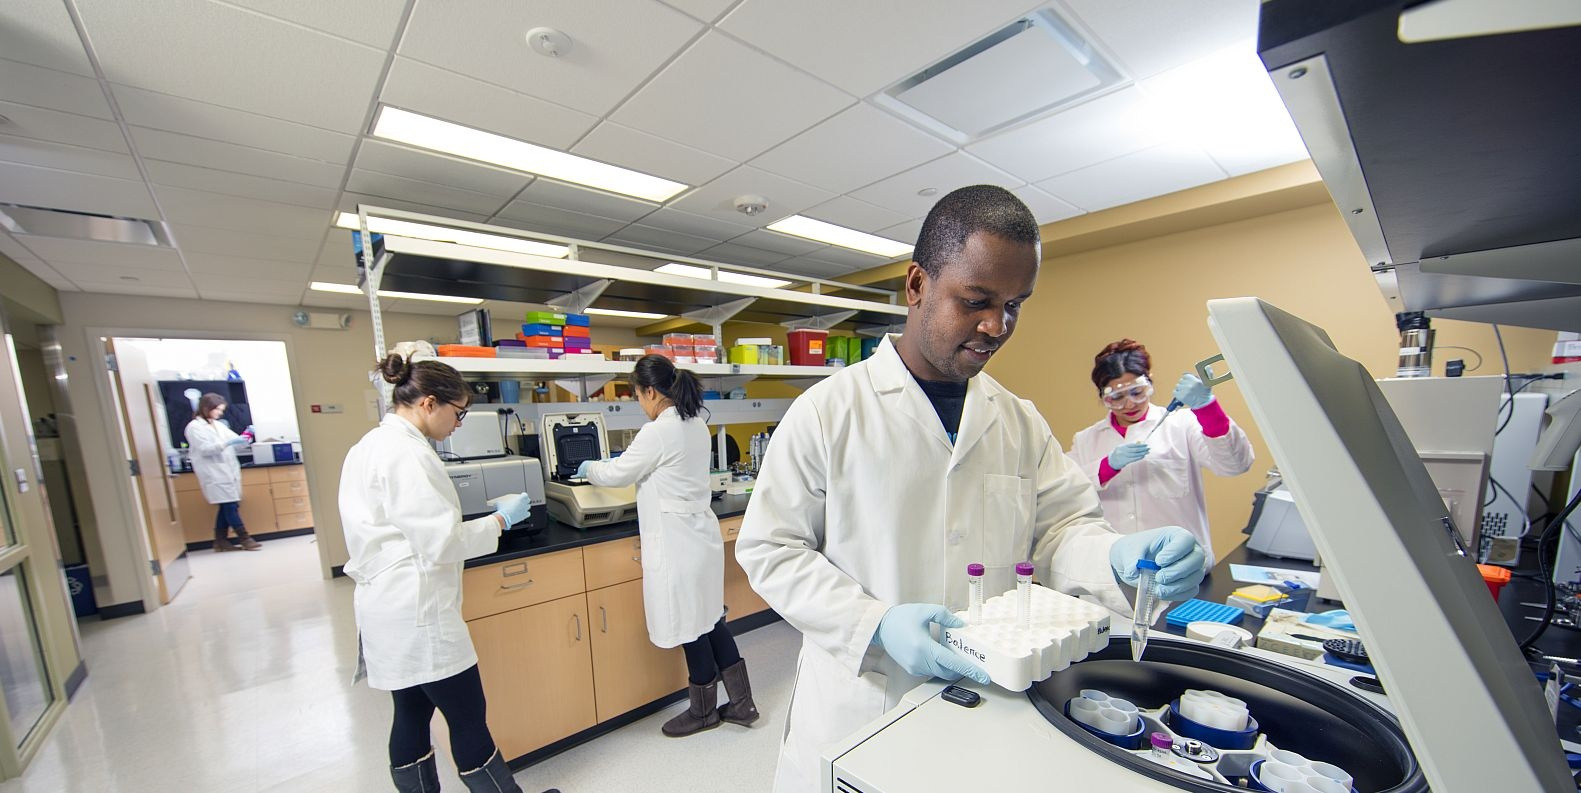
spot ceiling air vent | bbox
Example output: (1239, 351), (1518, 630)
(873, 7), (1123, 143)
(0, 204), (173, 247)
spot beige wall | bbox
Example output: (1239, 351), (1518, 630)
(985, 194), (1554, 557)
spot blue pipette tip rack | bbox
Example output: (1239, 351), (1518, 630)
(1164, 599), (1245, 629)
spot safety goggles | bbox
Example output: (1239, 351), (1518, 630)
(1100, 376), (1153, 407)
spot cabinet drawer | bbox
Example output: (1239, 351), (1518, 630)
(171, 473), (202, 493)
(272, 479), (309, 498)
(273, 495), (311, 514)
(719, 515), (742, 543)
(268, 465), (307, 483)
(582, 536), (643, 591)
(241, 468), (271, 486)
(463, 549), (585, 621)
(275, 510), (314, 530)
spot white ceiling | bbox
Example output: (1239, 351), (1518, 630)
(0, 0), (1307, 317)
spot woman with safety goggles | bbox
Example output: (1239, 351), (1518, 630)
(1066, 339), (1255, 566)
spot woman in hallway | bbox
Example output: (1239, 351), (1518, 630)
(577, 354), (758, 737)
(1067, 339), (1255, 567)
(183, 392), (260, 552)
(340, 354), (551, 793)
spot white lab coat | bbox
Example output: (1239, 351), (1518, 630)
(339, 413), (503, 691)
(584, 406), (723, 648)
(184, 418), (242, 504)
(736, 335), (1131, 793)
(1067, 403), (1255, 567)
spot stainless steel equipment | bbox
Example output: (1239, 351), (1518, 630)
(444, 456), (546, 532)
(1394, 312), (1435, 377)
(538, 412), (636, 529)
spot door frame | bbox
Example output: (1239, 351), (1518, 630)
(83, 326), (310, 614)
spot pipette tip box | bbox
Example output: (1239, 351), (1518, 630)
(943, 586), (1112, 691)
(1164, 599), (1245, 629)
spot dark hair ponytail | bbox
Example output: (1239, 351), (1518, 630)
(1090, 339), (1151, 391)
(376, 354), (471, 409)
(632, 354), (705, 420)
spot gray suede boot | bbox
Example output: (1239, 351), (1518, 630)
(390, 749), (440, 793)
(718, 660), (760, 726)
(459, 748), (557, 793)
(662, 678), (722, 737)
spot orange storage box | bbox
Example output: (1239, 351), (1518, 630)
(437, 345), (496, 357)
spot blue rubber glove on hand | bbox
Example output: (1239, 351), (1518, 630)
(1173, 373), (1214, 410)
(574, 460), (594, 480)
(1110, 527), (1207, 601)
(1107, 442), (1150, 470)
(225, 436), (250, 448)
(873, 603), (990, 684)
(492, 493), (534, 527)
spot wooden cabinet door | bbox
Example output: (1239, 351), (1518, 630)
(723, 540), (770, 620)
(177, 488), (216, 545)
(470, 595), (596, 760)
(238, 483), (275, 535)
(587, 579), (686, 722)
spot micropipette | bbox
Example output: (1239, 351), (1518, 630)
(1131, 558), (1161, 662)
(1141, 398), (1183, 443)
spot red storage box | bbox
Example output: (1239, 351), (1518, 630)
(788, 329), (828, 366)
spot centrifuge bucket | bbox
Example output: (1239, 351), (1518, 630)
(1029, 636), (1428, 792)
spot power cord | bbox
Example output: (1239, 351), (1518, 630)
(1520, 488), (1581, 655)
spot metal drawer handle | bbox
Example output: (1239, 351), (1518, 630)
(600, 606), (608, 632)
(502, 562), (529, 578)
(573, 614), (582, 641)
(499, 579), (534, 591)
(632, 555), (641, 563)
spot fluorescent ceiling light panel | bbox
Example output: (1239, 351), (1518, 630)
(1138, 44), (1310, 171)
(372, 106), (687, 202)
(656, 262), (791, 289)
(334, 212), (570, 258)
(766, 216), (914, 258)
(584, 307), (670, 320)
(311, 281), (482, 304)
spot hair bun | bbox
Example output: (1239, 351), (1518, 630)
(377, 353), (413, 386)
(1095, 338), (1145, 366)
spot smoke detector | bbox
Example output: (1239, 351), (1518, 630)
(733, 194), (768, 216)
(526, 27), (572, 58)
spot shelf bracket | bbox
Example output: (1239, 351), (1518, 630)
(856, 322), (905, 338)
(781, 310), (857, 331)
(683, 297), (756, 328)
(552, 375), (615, 401)
(701, 374), (757, 393)
(546, 279), (611, 315)
(781, 378), (825, 391)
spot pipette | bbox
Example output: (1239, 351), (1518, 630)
(1131, 559), (1161, 662)
(1141, 398), (1183, 443)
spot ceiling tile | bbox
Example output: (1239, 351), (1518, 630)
(1036, 141), (1228, 212)
(129, 127), (346, 187)
(772, 255), (859, 279)
(494, 201), (632, 240)
(659, 0), (736, 23)
(726, 229), (826, 257)
(1137, 46), (1310, 178)
(113, 86), (356, 162)
(379, 58), (598, 151)
(0, 58), (113, 118)
(638, 207), (754, 240)
(355, 141), (531, 199)
(1009, 185), (1083, 225)
(338, 192), (490, 225)
(750, 104), (956, 195)
(50, 262), (192, 287)
(1062, 0), (1259, 80)
(0, 0), (95, 75)
(571, 122), (736, 186)
(17, 237), (184, 270)
(76, 0), (387, 132)
(604, 224), (718, 256)
(144, 160), (339, 208)
(0, 135), (141, 180)
(0, 99), (129, 153)
(157, 186), (331, 240)
(719, 0), (1045, 97)
(695, 242), (794, 268)
(849, 152), (1022, 218)
(667, 166), (834, 228)
(224, 0), (408, 48)
(308, 263), (358, 283)
(169, 224), (320, 263)
(514, 179), (658, 223)
(0, 160), (156, 218)
(346, 169), (511, 217)
(399, 0), (702, 116)
(965, 88), (1172, 183)
(804, 196), (909, 233)
(199, 290), (301, 306)
(878, 219), (924, 246)
(183, 252), (312, 280)
(70, 281), (201, 299)
(611, 32), (854, 162)
(191, 272), (307, 296)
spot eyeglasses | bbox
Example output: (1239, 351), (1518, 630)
(444, 400), (469, 422)
(1100, 376), (1153, 407)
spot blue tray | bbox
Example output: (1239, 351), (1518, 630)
(1165, 599), (1246, 628)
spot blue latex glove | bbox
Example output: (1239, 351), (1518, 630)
(1304, 610), (1356, 632)
(225, 436), (249, 448)
(1172, 373), (1214, 410)
(492, 493), (534, 527)
(872, 604), (990, 684)
(1110, 527), (1207, 601)
(1107, 442), (1150, 470)
(574, 460), (594, 480)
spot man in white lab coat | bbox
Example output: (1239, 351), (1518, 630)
(736, 185), (1209, 793)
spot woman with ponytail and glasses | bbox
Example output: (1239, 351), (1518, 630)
(576, 354), (759, 738)
(1066, 339), (1255, 567)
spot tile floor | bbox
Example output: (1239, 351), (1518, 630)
(0, 535), (798, 792)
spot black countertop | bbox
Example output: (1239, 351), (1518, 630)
(171, 458), (304, 474)
(465, 493), (751, 569)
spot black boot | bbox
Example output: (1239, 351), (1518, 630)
(390, 749), (439, 792)
(459, 748), (556, 793)
(718, 660), (760, 726)
(662, 677), (722, 737)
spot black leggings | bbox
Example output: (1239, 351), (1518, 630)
(213, 502), (244, 541)
(680, 615), (742, 686)
(389, 664), (497, 771)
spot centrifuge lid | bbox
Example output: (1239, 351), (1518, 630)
(1206, 298), (1570, 792)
